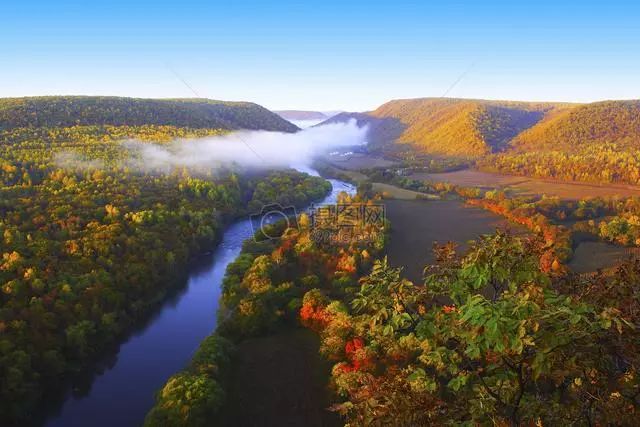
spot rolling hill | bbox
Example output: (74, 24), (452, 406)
(318, 97), (640, 185)
(509, 100), (640, 150)
(321, 98), (640, 158)
(318, 98), (568, 157)
(478, 100), (640, 185)
(0, 96), (299, 133)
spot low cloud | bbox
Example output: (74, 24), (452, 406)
(125, 119), (368, 171)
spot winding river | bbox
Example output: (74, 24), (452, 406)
(43, 172), (355, 427)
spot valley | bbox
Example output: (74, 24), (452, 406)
(1, 95), (639, 426)
(5, 2), (640, 425)
(43, 172), (355, 427)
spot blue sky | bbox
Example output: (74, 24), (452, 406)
(2, 0), (640, 111)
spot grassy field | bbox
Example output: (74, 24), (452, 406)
(324, 159), (632, 274)
(320, 152), (397, 170)
(372, 182), (439, 200)
(384, 197), (630, 279)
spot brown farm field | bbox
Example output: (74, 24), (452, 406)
(384, 199), (521, 283)
(412, 169), (640, 200)
(568, 241), (630, 274)
(384, 199), (631, 280)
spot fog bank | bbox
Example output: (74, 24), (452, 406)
(125, 119), (367, 171)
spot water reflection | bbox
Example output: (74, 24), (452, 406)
(41, 172), (355, 427)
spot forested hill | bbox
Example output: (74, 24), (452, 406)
(479, 100), (640, 185)
(373, 98), (571, 155)
(509, 100), (640, 150)
(319, 98), (567, 157)
(320, 97), (640, 159)
(0, 96), (299, 132)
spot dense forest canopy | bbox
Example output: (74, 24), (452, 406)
(369, 98), (566, 156)
(321, 98), (640, 157)
(0, 96), (299, 133)
(145, 189), (388, 425)
(0, 95), (326, 425)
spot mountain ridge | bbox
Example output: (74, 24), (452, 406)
(318, 97), (640, 157)
(510, 100), (640, 150)
(0, 96), (299, 133)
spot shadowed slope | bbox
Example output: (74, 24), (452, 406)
(0, 96), (299, 133)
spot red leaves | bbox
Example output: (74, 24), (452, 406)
(299, 302), (330, 332)
(345, 337), (365, 354)
(467, 197), (573, 265)
(442, 305), (457, 314)
(539, 250), (555, 273)
(340, 337), (374, 372)
(539, 250), (564, 274)
(336, 251), (357, 274)
(484, 350), (500, 364)
(279, 236), (295, 252)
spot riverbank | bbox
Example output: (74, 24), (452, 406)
(144, 174), (363, 426)
(313, 160), (438, 200)
(38, 171), (334, 427)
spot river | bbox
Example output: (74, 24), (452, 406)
(43, 172), (356, 427)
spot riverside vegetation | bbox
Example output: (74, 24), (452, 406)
(147, 185), (640, 425)
(0, 97), (328, 424)
(3, 95), (640, 425)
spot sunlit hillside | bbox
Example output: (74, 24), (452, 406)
(323, 98), (567, 157)
(478, 100), (640, 184)
(510, 100), (640, 150)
